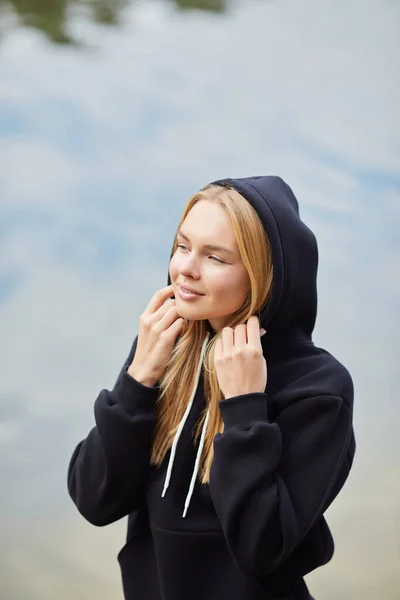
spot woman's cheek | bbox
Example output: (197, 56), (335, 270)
(169, 255), (178, 280)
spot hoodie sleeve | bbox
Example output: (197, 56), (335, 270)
(209, 392), (354, 577)
(67, 336), (159, 526)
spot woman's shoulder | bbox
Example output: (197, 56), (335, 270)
(267, 341), (354, 411)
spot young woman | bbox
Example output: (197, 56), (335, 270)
(68, 176), (355, 600)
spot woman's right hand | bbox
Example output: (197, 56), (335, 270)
(127, 285), (185, 387)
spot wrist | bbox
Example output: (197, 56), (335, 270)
(127, 365), (157, 388)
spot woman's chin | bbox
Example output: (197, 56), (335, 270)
(177, 307), (203, 320)
(175, 301), (206, 321)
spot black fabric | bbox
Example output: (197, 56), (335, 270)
(68, 176), (355, 599)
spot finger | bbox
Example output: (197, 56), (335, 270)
(164, 316), (185, 341)
(158, 304), (180, 331)
(221, 327), (234, 356)
(146, 285), (174, 314)
(152, 298), (176, 321)
(247, 315), (261, 347)
(233, 324), (247, 348)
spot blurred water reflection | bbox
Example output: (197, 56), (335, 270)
(0, 0), (399, 599)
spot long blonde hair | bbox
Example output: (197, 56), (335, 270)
(150, 184), (273, 483)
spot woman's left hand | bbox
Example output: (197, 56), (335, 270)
(214, 316), (267, 399)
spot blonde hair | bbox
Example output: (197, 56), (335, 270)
(150, 184), (273, 483)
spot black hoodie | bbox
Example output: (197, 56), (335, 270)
(68, 176), (355, 600)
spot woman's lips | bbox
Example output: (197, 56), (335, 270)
(178, 285), (204, 301)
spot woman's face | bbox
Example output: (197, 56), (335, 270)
(169, 200), (250, 332)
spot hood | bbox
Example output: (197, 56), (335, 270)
(214, 176), (318, 336)
(168, 175), (318, 338)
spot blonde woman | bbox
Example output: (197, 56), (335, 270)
(68, 176), (355, 600)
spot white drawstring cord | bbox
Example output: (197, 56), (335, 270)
(161, 334), (210, 500)
(182, 408), (209, 518)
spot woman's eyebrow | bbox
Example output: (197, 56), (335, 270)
(177, 229), (235, 256)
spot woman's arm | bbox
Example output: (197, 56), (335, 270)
(67, 285), (184, 527)
(209, 392), (354, 577)
(67, 336), (159, 526)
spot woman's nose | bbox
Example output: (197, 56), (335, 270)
(179, 254), (200, 279)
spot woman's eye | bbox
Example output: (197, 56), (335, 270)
(209, 255), (224, 264)
(176, 244), (224, 264)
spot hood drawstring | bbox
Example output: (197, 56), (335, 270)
(183, 407), (209, 518)
(161, 334), (210, 518)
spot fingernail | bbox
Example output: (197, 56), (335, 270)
(260, 328), (266, 337)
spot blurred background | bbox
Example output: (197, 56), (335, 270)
(0, 0), (399, 598)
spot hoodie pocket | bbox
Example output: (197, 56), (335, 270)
(151, 523), (272, 600)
